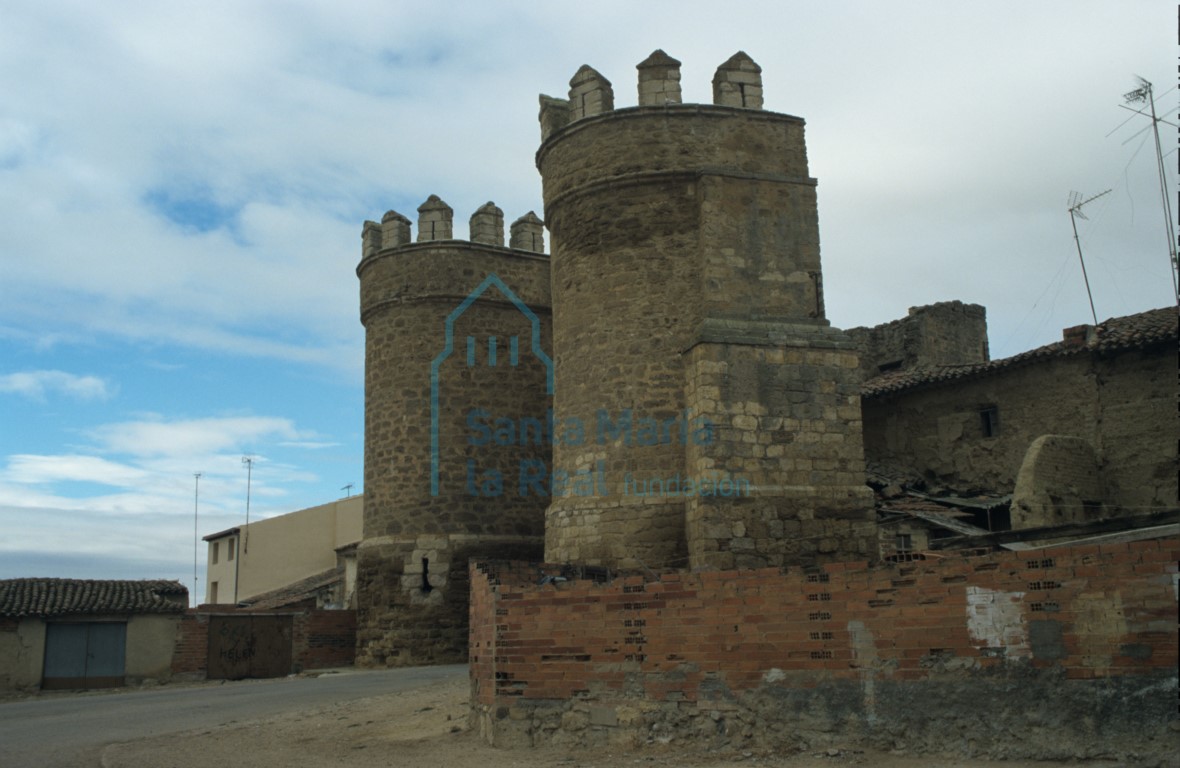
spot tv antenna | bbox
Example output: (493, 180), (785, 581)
(1121, 76), (1179, 305)
(341, 483), (355, 498)
(1067, 189), (1111, 326)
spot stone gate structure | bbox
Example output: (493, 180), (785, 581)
(355, 51), (879, 665)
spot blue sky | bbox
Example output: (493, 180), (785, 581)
(1, 0), (1175, 601)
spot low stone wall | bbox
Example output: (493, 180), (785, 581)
(470, 539), (1178, 764)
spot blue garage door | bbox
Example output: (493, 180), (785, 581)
(43, 622), (126, 689)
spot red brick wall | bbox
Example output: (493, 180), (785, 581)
(295, 609), (356, 671)
(470, 539), (1178, 755)
(172, 607), (356, 678)
(171, 612), (210, 677)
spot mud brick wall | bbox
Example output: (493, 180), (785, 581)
(863, 344), (1176, 511)
(469, 539), (1179, 762)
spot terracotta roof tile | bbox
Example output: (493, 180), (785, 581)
(863, 307), (1176, 398)
(0, 578), (188, 618)
(237, 569), (342, 610)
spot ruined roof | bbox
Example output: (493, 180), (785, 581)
(0, 578), (188, 618)
(236, 568), (342, 610)
(863, 306), (1177, 398)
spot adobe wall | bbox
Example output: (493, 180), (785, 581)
(865, 354), (1092, 492)
(1093, 346), (1178, 512)
(124, 614), (182, 683)
(862, 344), (1177, 510)
(847, 301), (989, 379)
(469, 539), (1178, 763)
(1010, 435), (1105, 528)
(356, 201), (552, 665)
(0, 616), (44, 690)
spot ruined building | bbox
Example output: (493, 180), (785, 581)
(354, 51), (1177, 668)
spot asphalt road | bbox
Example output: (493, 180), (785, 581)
(0, 664), (467, 768)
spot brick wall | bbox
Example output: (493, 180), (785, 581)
(470, 539), (1178, 761)
(295, 608), (357, 670)
(171, 612), (209, 678)
(171, 607), (356, 678)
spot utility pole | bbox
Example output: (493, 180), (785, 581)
(193, 472), (201, 607)
(1067, 189), (1111, 326)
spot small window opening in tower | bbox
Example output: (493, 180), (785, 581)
(421, 557), (433, 593)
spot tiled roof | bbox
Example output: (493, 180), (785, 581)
(0, 578), (188, 618)
(237, 568), (342, 610)
(863, 306), (1177, 398)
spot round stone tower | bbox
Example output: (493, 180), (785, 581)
(355, 197), (551, 666)
(538, 51), (875, 570)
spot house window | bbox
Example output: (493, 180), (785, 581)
(979, 406), (1000, 437)
(212, 542), (219, 564)
(210, 581), (219, 603)
(895, 533), (913, 552)
(228, 538), (236, 561)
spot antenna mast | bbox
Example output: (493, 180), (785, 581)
(242, 456), (254, 554)
(1067, 189), (1110, 326)
(1122, 77), (1180, 305)
(193, 472), (201, 607)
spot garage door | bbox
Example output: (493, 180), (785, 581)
(42, 622), (126, 690)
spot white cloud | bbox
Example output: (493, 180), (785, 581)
(0, 370), (113, 401)
(87, 415), (307, 458)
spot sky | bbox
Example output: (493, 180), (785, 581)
(0, 1), (1175, 602)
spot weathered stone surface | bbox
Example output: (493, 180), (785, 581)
(538, 92), (871, 568)
(356, 221), (552, 665)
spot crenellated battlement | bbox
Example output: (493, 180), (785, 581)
(538, 50), (765, 140)
(360, 196), (546, 258)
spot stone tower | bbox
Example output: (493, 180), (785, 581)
(355, 198), (551, 666)
(538, 51), (875, 570)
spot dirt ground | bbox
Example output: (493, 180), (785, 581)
(100, 673), (1127, 768)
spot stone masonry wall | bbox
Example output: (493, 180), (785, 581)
(470, 539), (1179, 764)
(357, 228), (552, 666)
(538, 56), (868, 571)
(846, 301), (989, 381)
(684, 325), (875, 569)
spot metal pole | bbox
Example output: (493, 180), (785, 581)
(1069, 207), (1099, 326)
(1145, 87), (1180, 304)
(193, 473), (201, 606)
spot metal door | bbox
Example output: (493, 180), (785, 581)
(42, 622), (126, 689)
(206, 614), (293, 680)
